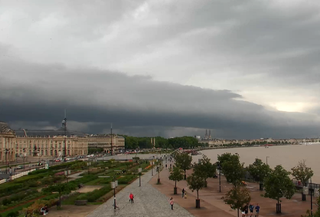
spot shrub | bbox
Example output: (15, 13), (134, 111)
(117, 175), (137, 184)
(77, 186), (112, 202)
(1, 189), (40, 206)
(6, 211), (19, 217)
(0, 183), (27, 197)
(49, 161), (80, 171)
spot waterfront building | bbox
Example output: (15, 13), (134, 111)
(0, 122), (16, 163)
(0, 121), (89, 163)
(88, 134), (125, 153)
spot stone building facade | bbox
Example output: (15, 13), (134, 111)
(0, 122), (16, 163)
(88, 134), (125, 154)
(0, 121), (89, 163)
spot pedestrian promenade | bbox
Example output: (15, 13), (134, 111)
(152, 166), (312, 217)
(87, 169), (194, 217)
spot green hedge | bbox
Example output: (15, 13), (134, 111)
(117, 175), (137, 185)
(42, 174), (98, 193)
(13, 173), (47, 184)
(1, 189), (39, 206)
(48, 161), (80, 171)
(77, 186), (112, 202)
(0, 183), (28, 197)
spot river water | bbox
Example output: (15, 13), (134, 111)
(107, 144), (320, 183)
(193, 144), (320, 183)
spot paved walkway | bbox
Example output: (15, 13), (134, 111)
(87, 169), (194, 217)
(151, 164), (313, 217)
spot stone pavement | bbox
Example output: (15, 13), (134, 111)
(151, 165), (314, 217)
(87, 168), (195, 217)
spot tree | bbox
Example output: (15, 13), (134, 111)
(224, 186), (251, 217)
(44, 183), (73, 208)
(248, 158), (272, 190)
(264, 165), (295, 214)
(174, 152), (192, 180)
(219, 153), (244, 186)
(187, 173), (205, 208)
(218, 153), (234, 166)
(291, 160), (313, 201)
(193, 155), (216, 187)
(169, 166), (184, 194)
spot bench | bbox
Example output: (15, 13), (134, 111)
(75, 200), (88, 206)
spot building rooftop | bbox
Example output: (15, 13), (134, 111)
(0, 121), (14, 134)
(88, 134), (124, 139)
(15, 128), (87, 137)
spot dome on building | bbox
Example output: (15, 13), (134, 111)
(0, 121), (14, 134)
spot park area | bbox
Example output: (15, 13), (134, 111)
(0, 158), (151, 217)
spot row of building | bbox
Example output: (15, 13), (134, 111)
(0, 121), (125, 163)
(198, 130), (320, 147)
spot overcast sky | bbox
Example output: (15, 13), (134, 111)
(1, 0), (320, 139)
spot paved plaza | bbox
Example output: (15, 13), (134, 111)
(87, 168), (194, 217)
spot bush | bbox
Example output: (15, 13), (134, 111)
(28, 169), (52, 176)
(117, 175), (137, 185)
(1, 189), (40, 206)
(6, 211), (19, 217)
(0, 183), (28, 197)
(49, 161), (80, 171)
(76, 186), (112, 202)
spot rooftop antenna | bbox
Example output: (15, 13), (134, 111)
(64, 109), (67, 158)
(110, 123), (113, 156)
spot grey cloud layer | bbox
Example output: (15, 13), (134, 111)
(0, 53), (319, 139)
(1, 1), (320, 138)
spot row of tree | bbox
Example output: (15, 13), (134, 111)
(219, 153), (318, 216)
(168, 151), (319, 216)
(123, 136), (203, 150)
(169, 152), (216, 208)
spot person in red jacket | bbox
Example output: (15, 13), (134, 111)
(129, 193), (134, 203)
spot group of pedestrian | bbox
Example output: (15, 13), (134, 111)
(241, 203), (260, 217)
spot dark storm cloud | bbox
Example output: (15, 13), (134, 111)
(1, 1), (320, 138)
(0, 53), (319, 139)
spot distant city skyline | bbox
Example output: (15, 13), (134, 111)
(0, 1), (320, 139)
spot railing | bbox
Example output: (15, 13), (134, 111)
(292, 180), (320, 194)
(0, 168), (38, 185)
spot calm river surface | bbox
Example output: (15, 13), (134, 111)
(193, 145), (320, 183)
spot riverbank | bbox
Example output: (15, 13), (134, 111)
(195, 144), (320, 183)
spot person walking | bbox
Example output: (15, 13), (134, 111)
(184, 191), (187, 199)
(255, 203), (260, 217)
(182, 188), (185, 198)
(244, 204), (248, 216)
(129, 193), (134, 203)
(169, 197), (174, 210)
(249, 203), (254, 217)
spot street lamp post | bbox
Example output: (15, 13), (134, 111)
(138, 168), (142, 187)
(217, 155), (222, 193)
(111, 178), (118, 209)
(5, 149), (9, 174)
(310, 185), (320, 216)
(152, 156), (155, 176)
(65, 169), (71, 183)
(87, 161), (91, 174)
(218, 164), (221, 193)
(266, 156), (269, 165)
(157, 160), (161, 184)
